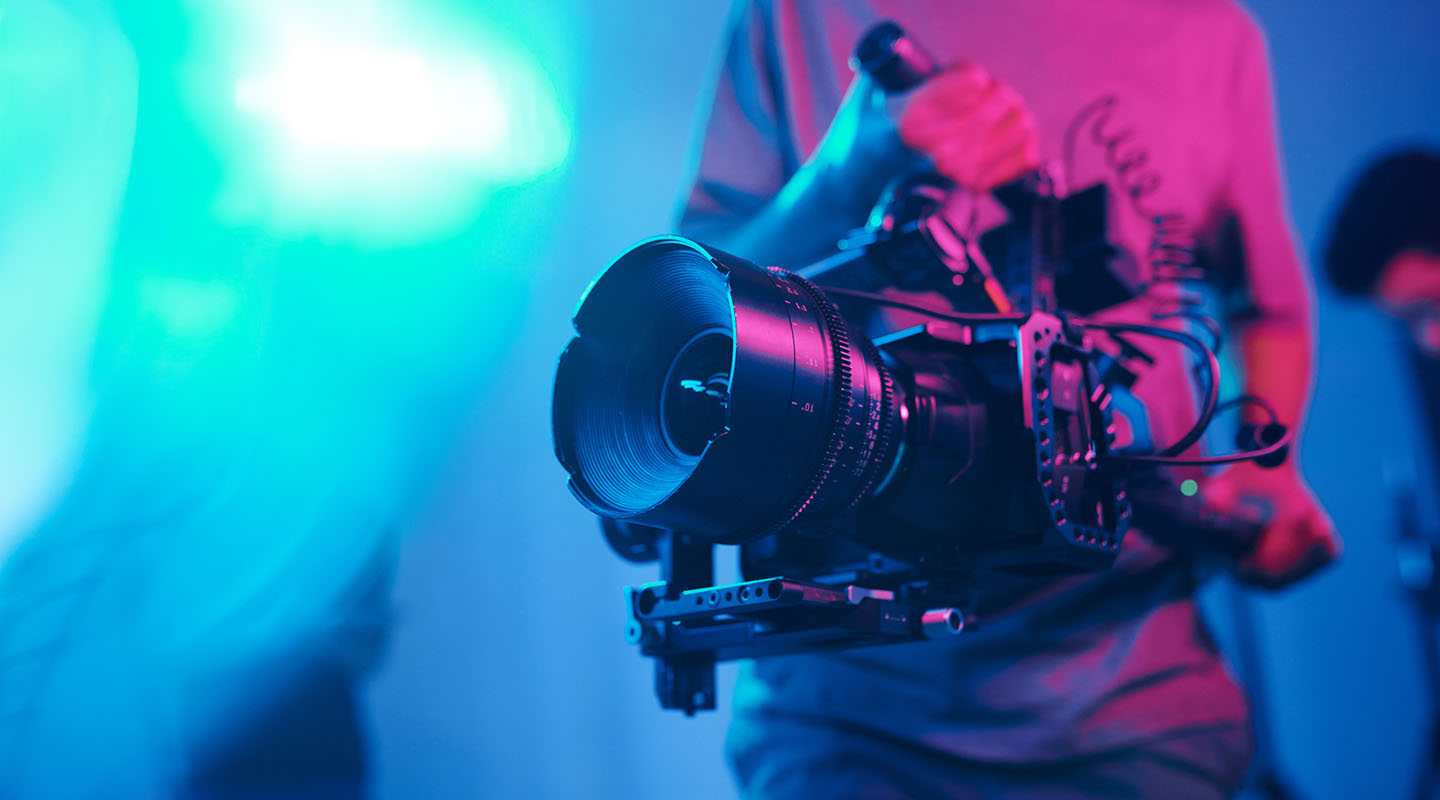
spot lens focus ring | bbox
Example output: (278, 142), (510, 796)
(553, 237), (904, 544)
(759, 268), (900, 535)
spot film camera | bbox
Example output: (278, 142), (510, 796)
(551, 22), (1290, 713)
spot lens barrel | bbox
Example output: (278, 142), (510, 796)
(553, 237), (902, 544)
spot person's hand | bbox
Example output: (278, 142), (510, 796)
(1202, 461), (1341, 590)
(803, 62), (1040, 216)
(898, 63), (1041, 192)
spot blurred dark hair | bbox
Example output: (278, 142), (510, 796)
(1323, 147), (1440, 296)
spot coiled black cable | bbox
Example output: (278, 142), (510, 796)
(1145, 214), (1225, 354)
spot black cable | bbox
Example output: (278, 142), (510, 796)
(1102, 429), (1291, 467)
(1153, 310), (1224, 356)
(1216, 394), (1280, 425)
(1145, 215), (1228, 356)
(821, 288), (1284, 468)
(818, 286), (1027, 324)
(1080, 321), (1220, 458)
(1104, 394), (1292, 467)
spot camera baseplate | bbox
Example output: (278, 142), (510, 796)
(625, 558), (966, 715)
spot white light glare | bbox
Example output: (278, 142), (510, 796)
(235, 46), (511, 163)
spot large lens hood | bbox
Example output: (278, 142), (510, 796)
(553, 237), (897, 544)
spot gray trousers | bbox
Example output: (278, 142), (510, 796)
(728, 715), (1250, 800)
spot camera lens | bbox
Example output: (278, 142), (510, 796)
(553, 237), (902, 544)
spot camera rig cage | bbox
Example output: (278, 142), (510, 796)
(551, 22), (1291, 714)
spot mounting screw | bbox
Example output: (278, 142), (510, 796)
(922, 607), (966, 638)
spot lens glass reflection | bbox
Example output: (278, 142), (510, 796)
(660, 330), (732, 457)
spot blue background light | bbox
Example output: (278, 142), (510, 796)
(0, 0), (1436, 798)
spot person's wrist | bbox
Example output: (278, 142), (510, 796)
(802, 157), (887, 232)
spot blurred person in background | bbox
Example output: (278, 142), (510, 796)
(1322, 145), (1440, 800)
(678, 1), (1338, 796)
(1324, 147), (1440, 436)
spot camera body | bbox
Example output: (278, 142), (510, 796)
(555, 171), (1159, 714)
(551, 21), (1276, 714)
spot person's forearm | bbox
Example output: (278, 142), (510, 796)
(685, 162), (875, 270)
(1238, 322), (1314, 460)
(688, 72), (927, 270)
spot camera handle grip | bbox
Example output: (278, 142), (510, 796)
(1127, 481), (1268, 561)
(852, 20), (940, 94)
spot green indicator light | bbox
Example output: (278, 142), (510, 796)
(1180, 479), (1199, 497)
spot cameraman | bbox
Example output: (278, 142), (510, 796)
(677, 2), (1338, 797)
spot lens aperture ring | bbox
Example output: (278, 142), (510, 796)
(754, 268), (852, 534)
(758, 267), (903, 535)
(845, 336), (900, 510)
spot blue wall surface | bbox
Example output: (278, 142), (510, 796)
(1232, 1), (1440, 798)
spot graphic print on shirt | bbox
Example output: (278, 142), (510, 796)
(1062, 93), (1198, 305)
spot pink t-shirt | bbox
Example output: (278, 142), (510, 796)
(678, 0), (1310, 779)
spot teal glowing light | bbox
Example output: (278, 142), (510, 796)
(1180, 478), (1199, 497)
(207, 3), (572, 245)
(0, 1), (574, 793)
(139, 277), (239, 339)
